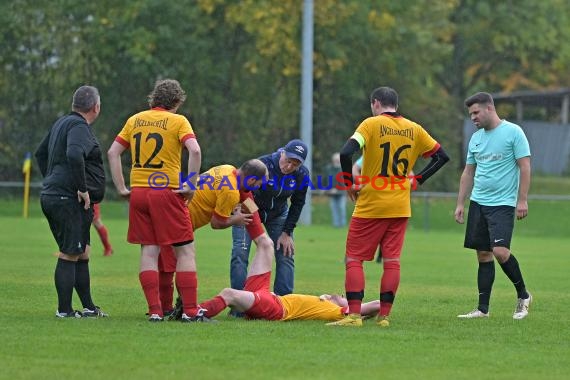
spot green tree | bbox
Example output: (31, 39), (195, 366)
(439, 0), (570, 168)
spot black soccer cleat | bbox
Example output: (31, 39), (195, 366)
(180, 308), (217, 323)
(168, 297), (183, 321)
(82, 306), (109, 318)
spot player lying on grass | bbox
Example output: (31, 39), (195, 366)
(157, 159), (273, 321)
(181, 243), (380, 322)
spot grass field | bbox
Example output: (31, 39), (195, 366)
(1, 199), (569, 379)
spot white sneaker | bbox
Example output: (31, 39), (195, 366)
(513, 292), (532, 320)
(148, 313), (163, 322)
(55, 310), (82, 318)
(457, 309), (489, 319)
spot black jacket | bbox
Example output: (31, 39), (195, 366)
(253, 151), (309, 235)
(35, 112), (105, 203)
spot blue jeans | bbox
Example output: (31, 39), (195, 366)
(329, 194), (347, 227)
(230, 209), (294, 295)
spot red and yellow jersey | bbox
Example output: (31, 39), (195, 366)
(352, 112), (439, 218)
(114, 108), (195, 188)
(188, 165), (240, 229)
(279, 294), (347, 321)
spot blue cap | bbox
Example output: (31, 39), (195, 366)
(283, 139), (308, 163)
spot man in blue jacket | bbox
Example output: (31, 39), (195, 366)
(230, 139), (309, 297)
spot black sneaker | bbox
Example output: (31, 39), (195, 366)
(168, 297), (183, 321)
(55, 310), (82, 318)
(228, 309), (245, 318)
(82, 306), (109, 318)
(180, 308), (217, 323)
(163, 309), (175, 319)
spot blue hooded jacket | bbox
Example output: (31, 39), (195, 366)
(253, 150), (309, 235)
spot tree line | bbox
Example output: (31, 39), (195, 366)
(1, 0), (569, 191)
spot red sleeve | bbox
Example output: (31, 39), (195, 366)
(181, 133), (196, 143)
(115, 136), (130, 148)
(422, 142), (440, 158)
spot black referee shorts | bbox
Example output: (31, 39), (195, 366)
(464, 201), (515, 251)
(40, 195), (93, 255)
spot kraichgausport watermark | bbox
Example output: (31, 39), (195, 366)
(147, 172), (422, 191)
(148, 172), (170, 189)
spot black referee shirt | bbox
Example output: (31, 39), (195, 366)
(35, 112), (105, 203)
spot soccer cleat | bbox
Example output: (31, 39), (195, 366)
(457, 309), (489, 319)
(167, 297), (183, 321)
(82, 306), (109, 318)
(228, 309), (245, 318)
(180, 308), (217, 323)
(376, 315), (390, 327)
(513, 292), (532, 320)
(103, 248), (114, 257)
(163, 309), (175, 319)
(148, 313), (164, 322)
(56, 310), (82, 318)
(326, 313), (363, 327)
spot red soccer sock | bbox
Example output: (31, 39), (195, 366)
(95, 224), (112, 251)
(139, 270), (162, 316)
(159, 271), (175, 312)
(199, 295), (227, 318)
(176, 271), (197, 317)
(345, 260), (365, 315)
(379, 260), (401, 316)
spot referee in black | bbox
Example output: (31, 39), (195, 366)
(35, 85), (108, 318)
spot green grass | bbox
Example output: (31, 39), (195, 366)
(1, 206), (569, 379)
(530, 174), (570, 194)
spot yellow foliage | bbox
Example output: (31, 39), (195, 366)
(368, 10), (396, 30)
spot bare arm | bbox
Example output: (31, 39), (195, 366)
(351, 161), (361, 179)
(321, 294), (380, 318)
(454, 164), (475, 224)
(174, 138), (201, 201)
(210, 206), (253, 229)
(361, 300), (380, 317)
(107, 141), (130, 198)
(516, 156), (531, 220)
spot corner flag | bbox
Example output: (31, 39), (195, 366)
(22, 152), (32, 218)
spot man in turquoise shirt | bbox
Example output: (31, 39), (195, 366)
(455, 92), (532, 320)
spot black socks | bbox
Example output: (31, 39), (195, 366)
(477, 261), (495, 314)
(54, 258), (76, 313)
(75, 259), (96, 310)
(499, 254), (528, 299)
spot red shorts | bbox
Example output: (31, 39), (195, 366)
(346, 217), (408, 261)
(243, 272), (283, 321)
(93, 203), (101, 220)
(128, 187), (194, 245)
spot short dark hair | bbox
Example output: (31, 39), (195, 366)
(240, 159), (268, 179)
(72, 85), (99, 113)
(148, 79), (186, 110)
(370, 86), (398, 108)
(464, 92), (494, 108)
